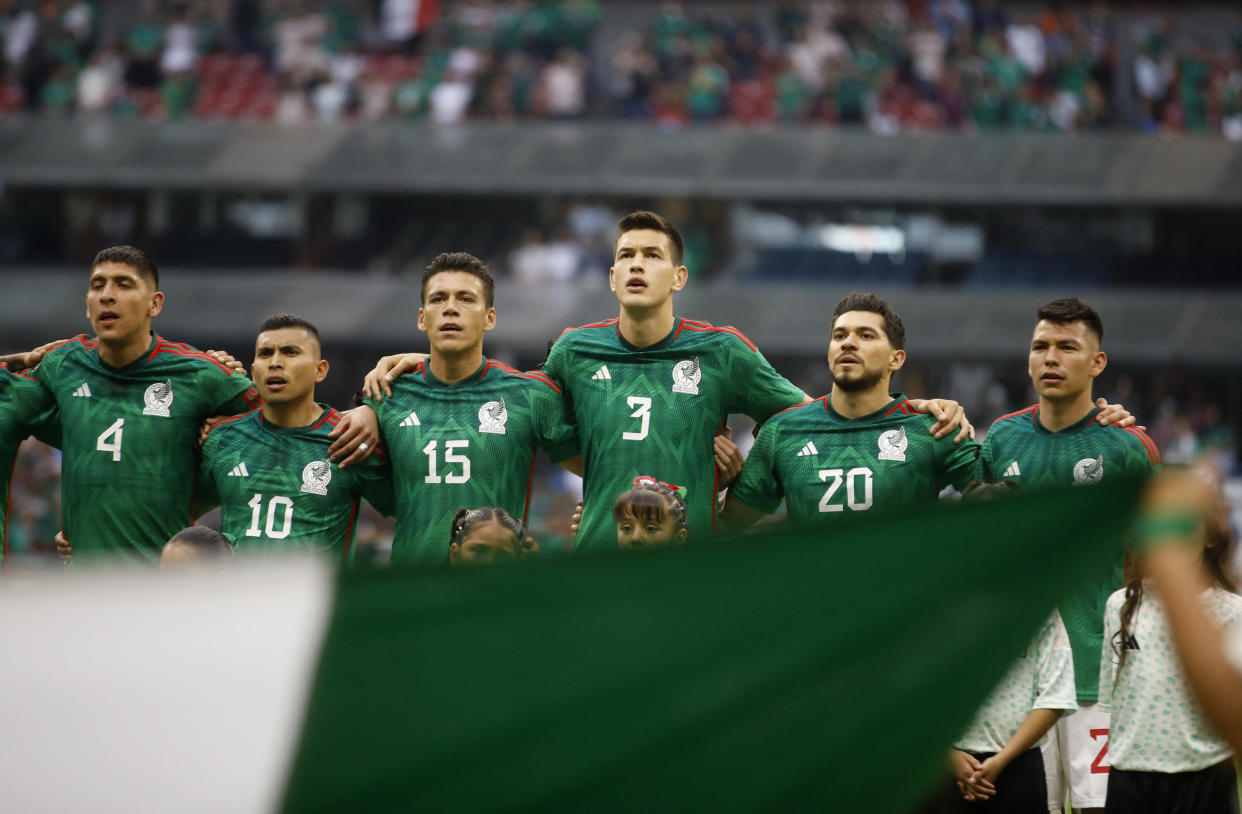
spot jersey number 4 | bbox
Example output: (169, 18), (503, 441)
(97, 418), (125, 461)
(818, 467), (874, 513)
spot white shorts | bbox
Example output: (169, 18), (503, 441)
(1041, 701), (1110, 811)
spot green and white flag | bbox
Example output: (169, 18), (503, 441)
(0, 478), (1143, 813)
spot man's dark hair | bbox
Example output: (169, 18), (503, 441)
(92, 245), (159, 288)
(167, 525), (232, 556)
(616, 210), (684, 267)
(422, 252), (495, 308)
(831, 292), (906, 350)
(258, 313), (322, 351)
(1036, 297), (1103, 344)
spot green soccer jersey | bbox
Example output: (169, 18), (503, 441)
(0, 365), (60, 560)
(543, 317), (806, 551)
(198, 405), (395, 565)
(982, 404), (1160, 701)
(368, 359), (578, 564)
(729, 395), (981, 527)
(32, 334), (259, 561)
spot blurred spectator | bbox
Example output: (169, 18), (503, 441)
(538, 47), (586, 119)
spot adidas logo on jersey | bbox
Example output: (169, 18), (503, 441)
(592, 365), (611, 380)
(399, 411), (421, 427)
(71, 382), (92, 398)
(796, 441), (818, 457)
(228, 463), (250, 478)
(1003, 461), (1021, 477)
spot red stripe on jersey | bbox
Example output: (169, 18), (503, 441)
(558, 318), (620, 340)
(312, 409), (341, 432)
(153, 343), (237, 375)
(522, 452), (536, 523)
(710, 418), (726, 529)
(994, 405), (1039, 422)
(482, 360), (562, 394)
(240, 388), (261, 408)
(768, 398), (824, 420)
(342, 497), (359, 565)
(885, 400), (913, 417)
(679, 321), (759, 353)
(204, 407), (262, 438)
(1120, 426), (1161, 466)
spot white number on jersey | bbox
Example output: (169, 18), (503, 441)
(423, 439), (472, 484)
(621, 396), (652, 441)
(96, 418), (125, 462)
(247, 493), (294, 539)
(818, 467), (874, 513)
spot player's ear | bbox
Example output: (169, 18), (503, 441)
(608, 265), (617, 293)
(417, 307), (426, 332)
(889, 348), (906, 372)
(148, 291), (164, 318)
(671, 265), (688, 292)
(674, 528), (688, 544)
(315, 359), (329, 383)
(482, 306), (497, 333)
(448, 542), (461, 565)
(1090, 350), (1107, 378)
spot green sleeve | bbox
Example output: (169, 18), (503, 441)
(939, 437), (983, 492)
(533, 383), (580, 463)
(9, 368), (59, 447)
(541, 339), (569, 389)
(979, 428), (999, 482)
(194, 437), (221, 510)
(207, 369), (260, 415)
(728, 423), (783, 515)
(727, 343), (804, 422)
(352, 452), (396, 517)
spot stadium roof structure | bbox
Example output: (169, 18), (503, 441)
(2, 117), (1242, 206)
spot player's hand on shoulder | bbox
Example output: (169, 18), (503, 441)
(328, 406), (379, 468)
(55, 530), (71, 563)
(206, 348), (245, 375)
(362, 352), (428, 401)
(199, 415), (229, 446)
(2, 338), (68, 371)
(570, 500), (583, 535)
(1095, 397), (1142, 429)
(911, 398), (975, 443)
(714, 427), (744, 489)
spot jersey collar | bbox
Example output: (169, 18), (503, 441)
(95, 332), (159, 373)
(617, 317), (683, 352)
(1031, 404), (1102, 435)
(423, 359), (488, 388)
(823, 393), (908, 424)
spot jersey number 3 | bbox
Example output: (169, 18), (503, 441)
(622, 396), (652, 441)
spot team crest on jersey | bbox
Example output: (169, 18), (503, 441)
(300, 460), (332, 495)
(142, 379), (174, 417)
(671, 358), (701, 394)
(1073, 455), (1104, 485)
(478, 398), (508, 435)
(877, 426), (907, 462)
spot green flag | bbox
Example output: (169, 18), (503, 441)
(282, 477), (1144, 813)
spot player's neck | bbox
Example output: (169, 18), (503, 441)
(829, 382), (893, 419)
(263, 397), (323, 429)
(617, 303), (675, 348)
(97, 330), (153, 368)
(1037, 392), (1095, 432)
(430, 346), (484, 384)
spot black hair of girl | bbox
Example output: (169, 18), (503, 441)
(1113, 492), (1237, 679)
(447, 506), (526, 556)
(612, 481), (688, 532)
(167, 524), (232, 556)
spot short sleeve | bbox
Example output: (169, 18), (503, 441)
(939, 437), (983, 491)
(726, 341), (803, 421)
(1033, 611), (1077, 712)
(728, 423), (784, 515)
(533, 382), (579, 463)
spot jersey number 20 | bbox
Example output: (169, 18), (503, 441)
(818, 467), (874, 512)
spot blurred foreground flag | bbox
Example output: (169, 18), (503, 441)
(0, 479), (1142, 814)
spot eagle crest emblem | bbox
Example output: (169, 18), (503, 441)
(1073, 455), (1104, 485)
(672, 358), (701, 395)
(142, 379), (174, 417)
(300, 460), (332, 495)
(478, 398), (508, 435)
(877, 426), (908, 462)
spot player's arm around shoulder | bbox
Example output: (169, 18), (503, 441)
(931, 414), (984, 490)
(721, 420), (781, 533)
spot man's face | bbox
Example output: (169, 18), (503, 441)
(616, 510), (685, 549)
(251, 327), (327, 405)
(827, 310), (903, 393)
(418, 271), (496, 353)
(1028, 319), (1106, 401)
(86, 262), (163, 343)
(608, 228), (687, 309)
(450, 521), (520, 564)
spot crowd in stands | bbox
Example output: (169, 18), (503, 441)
(1, 0), (1240, 136)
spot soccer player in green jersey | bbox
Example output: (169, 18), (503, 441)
(27, 246), (260, 562)
(360, 252), (580, 564)
(723, 293), (982, 531)
(980, 297), (1160, 814)
(197, 315), (394, 564)
(0, 364), (59, 564)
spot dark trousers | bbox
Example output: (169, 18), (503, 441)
(1105, 762), (1239, 814)
(918, 749), (1047, 814)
